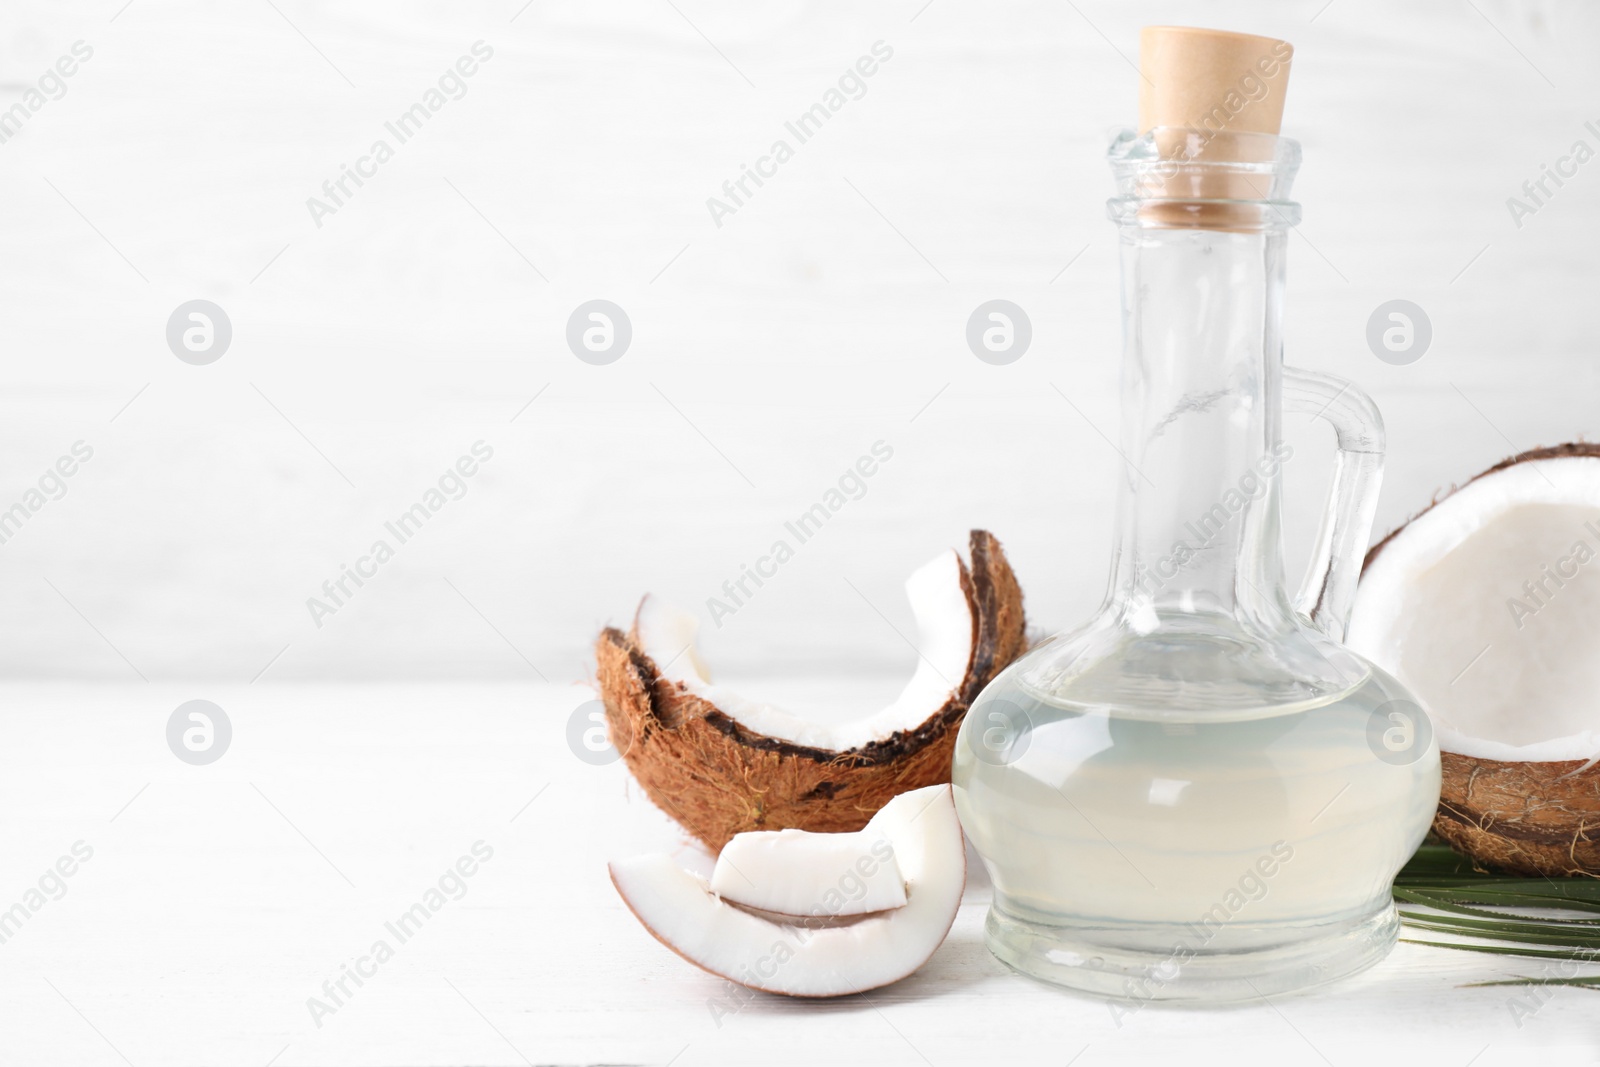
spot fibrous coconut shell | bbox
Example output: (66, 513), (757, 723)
(1431, 754), (1600, 877)
(595, 530), (1026, 851)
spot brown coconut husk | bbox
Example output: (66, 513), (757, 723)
(1431, 754), (1600, 877)
(1364, 443), (1600, 877)
(595, 530), (1027, 852)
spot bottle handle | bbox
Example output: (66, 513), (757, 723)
(1283, 367), (1385, 644)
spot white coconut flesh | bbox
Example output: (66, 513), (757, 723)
(1349, 456), (1600, 763)
(711, 826), (907, 917)
(608, 784), (966, 997)
(634, 549), (975, 752)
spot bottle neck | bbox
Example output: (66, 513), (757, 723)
(1105, 223), (1296, 631)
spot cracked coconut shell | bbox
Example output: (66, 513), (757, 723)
(595, 530), (1026, 851)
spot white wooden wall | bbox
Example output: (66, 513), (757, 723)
(0, 0), (1596, 689)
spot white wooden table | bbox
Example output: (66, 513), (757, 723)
(1, 681), (1593, 1066)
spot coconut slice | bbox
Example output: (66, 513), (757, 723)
(1350, 443), (1600, 875)
(609, 784), (965, 997)
(595, 529), (1025, 850)
(711, 826), (906, 917)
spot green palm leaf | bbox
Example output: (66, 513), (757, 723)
(1394, 844), (1600, 987)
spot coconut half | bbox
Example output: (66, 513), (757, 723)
(595, 530), (1026, 851)
(1350, 443), (1600, 875)
(609, 784), (965, 997)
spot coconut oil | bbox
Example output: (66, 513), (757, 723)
(954, 648), (1439, 1000)
(953, 38), (1442, 999)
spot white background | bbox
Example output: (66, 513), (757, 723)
(2, 1), (1598, 1064)
(3, 0), (1598, 687)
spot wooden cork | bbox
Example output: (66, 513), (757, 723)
(1139, 26), (1292, 138)
(1135, 26), (1295, 230)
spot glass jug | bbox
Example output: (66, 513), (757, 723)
(952, 127), (1442, 1002)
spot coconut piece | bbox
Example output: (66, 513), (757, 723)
(595, 530), (1026, 851)
(711, 826), (906, 917)
(609, 784), (965, 997)
(1350, 443), (1600, 876)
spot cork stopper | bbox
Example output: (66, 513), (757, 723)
(1133, 27), (1295, 230)
(1139, 26), (1292, 138)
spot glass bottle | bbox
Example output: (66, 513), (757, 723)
(952, 126), (1441, 1002)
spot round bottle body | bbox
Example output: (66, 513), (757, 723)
(952, 649), (1440, 1001)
